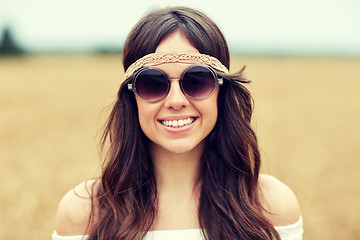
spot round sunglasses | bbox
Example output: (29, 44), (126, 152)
(127, 65), (223, 102)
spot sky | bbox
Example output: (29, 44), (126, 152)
(1, 0), (360, 56)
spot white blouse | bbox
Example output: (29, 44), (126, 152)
(52, 216), (303, 240)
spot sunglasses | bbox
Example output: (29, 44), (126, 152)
(127, 65), (223, 102)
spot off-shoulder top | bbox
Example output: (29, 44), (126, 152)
(52, 216), (303, 240)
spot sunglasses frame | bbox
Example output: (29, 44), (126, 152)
(127, 64), (223, 102)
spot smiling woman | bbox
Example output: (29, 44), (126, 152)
(53, 6), (302, 240)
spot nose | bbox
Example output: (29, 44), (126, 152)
(164, 80), (189, 110)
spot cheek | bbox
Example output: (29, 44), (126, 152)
(209, 98), (219, 126)
(199, 89), (219, 127)
(136, 98), (149, 126)
(135, 97), (159, 134)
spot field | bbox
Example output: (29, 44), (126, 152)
(0, 54), (359, 240)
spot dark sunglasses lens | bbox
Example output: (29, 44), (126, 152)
(182, 66), (215, 99)
(135, 69), (168, 101)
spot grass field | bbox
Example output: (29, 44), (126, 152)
(0, 54), (359, 240)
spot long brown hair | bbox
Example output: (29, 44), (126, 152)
(88, 6), (280, 240)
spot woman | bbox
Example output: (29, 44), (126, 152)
(53, 6), (303, 240)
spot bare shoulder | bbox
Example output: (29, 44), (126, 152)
(55, 179), (100, 236)
(259, 174), (301, 226)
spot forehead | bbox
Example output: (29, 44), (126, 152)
(124, 31), (228, 80)
(155, 31), (199, 54)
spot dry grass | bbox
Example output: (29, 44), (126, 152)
(0, 54), (359, 239)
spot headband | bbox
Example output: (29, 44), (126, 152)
(124, 53), (229, 79)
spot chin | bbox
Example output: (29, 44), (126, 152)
(164, 144), (196, 154)
(155, 139), (203, 155)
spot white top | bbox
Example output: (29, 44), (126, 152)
(52, 216), (303, 240)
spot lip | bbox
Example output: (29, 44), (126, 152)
(157, 115), (198, 133)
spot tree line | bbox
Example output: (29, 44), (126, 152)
(0, 26), (24, 55)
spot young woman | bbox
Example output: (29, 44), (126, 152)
(53, 6), (303, 240)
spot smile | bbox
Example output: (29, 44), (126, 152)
(160, 117), (196, 128)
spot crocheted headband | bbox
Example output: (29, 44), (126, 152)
(124, 53), (229, 79)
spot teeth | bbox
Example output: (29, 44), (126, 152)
(161, 118), (195, 128)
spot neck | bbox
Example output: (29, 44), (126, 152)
(151, 142), (204, 194)
(150, 143), (203, 230)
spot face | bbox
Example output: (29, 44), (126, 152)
(135, 31), (219, 154)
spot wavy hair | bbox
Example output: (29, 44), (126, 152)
(88, 6), (280, 240)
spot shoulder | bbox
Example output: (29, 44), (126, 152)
(55, 180), (100, 236)
(258, 174), (301, 226)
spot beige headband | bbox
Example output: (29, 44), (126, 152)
(124, 52), (229, 79)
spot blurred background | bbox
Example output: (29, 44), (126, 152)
(1, 0), (359, 239)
